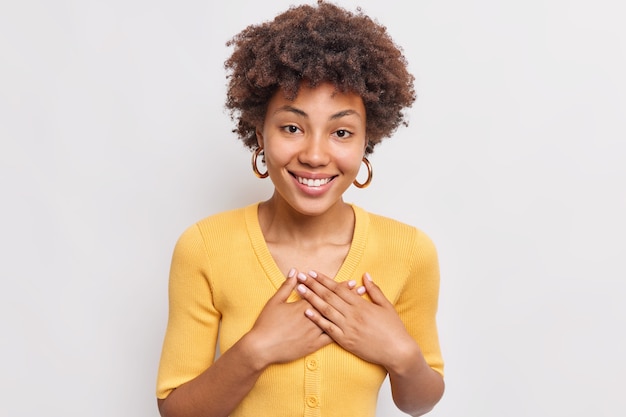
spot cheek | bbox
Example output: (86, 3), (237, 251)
(340, 153), (365, 176)
(263, 144), (291, 168)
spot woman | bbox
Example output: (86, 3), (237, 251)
(156, 2), (444, 416)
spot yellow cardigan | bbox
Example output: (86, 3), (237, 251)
(157, 203), (443, 417)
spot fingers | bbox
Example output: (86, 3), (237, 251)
(298, 270), (390, 307)
(270, 267), (299, 303)
(295, 273), (344, 323)
(301, 270), (361, 302)
(296, 271), (355, 311)
(298, 270), (369, 299)
(361, 273), (391, 306)
(304, 307), (342, 339)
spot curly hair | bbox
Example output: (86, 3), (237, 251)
(224, 0), (415, 154)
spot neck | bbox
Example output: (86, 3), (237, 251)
(258, 194), (355, 247)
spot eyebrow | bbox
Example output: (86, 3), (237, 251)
(273, 105), (362, 120)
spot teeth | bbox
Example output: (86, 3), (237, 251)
(297, 176), (331, 187)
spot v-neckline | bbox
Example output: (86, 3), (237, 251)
(244, 202), (369, 291)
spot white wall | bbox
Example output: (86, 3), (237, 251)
(1, 1), (625, 416)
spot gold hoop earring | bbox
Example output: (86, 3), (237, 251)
(252, 147), (268, 178)
(353, 157), (373, 188)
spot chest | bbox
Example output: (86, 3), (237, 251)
(267, 241), (351, 279)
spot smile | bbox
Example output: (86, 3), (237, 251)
(295, 176), (333, 187)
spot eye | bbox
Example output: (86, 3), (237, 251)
(334, 129), (352, 139)
(282, 125), (301, 134)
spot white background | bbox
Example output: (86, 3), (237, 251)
(1, 1), (625, 416)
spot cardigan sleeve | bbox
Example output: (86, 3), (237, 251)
(395, 228), (444, 377)
(156, 224), (221, 399)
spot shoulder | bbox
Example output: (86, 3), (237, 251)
(194, 205), (248, 233)
(357, 206), (436, 247)
(175, 204), (254, 251)
(354, 206), (439, 268)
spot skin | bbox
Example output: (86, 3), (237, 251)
(158, 82), (444, 417)
(255, 82), (367, 277)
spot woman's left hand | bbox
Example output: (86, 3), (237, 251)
(295, 270), (419, 371)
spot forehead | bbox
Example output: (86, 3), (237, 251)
(267, 82), (365, 117)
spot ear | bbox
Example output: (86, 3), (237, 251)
(256, 128), (264, 149)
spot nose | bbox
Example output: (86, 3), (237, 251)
(297, 134), (330, 167)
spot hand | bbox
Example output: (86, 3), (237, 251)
(245, 269), (333, 368)
(295, 271), (419, 371)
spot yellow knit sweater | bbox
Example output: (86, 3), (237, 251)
(157, 203), (443, 417)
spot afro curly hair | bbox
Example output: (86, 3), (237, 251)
(224, 0), (416, 155)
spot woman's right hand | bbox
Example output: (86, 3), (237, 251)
(243, 268), (333, 369)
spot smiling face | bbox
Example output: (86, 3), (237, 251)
(256, 82), (367, 217)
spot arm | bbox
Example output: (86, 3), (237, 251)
(158, 331), (267, 417)
(363, 269), (444, 416)
(159, 271), (333, 417)
(385, 342), (444, 416)
(156, 225), (332, 417)
(296, 268), (444, 416)
(387, 230), (444, 415)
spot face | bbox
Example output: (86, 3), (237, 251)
(256, 82), (367, 217)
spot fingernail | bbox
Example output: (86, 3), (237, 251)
(305, 309), (314, 317)
(297, 272), (307, 282)
(308, 270), (318, 278)
(357, 286), (366, 295)
(348, 280), (356, 288)
(297, 284), (307, 294)
(365, 272), (373, 282)
(288, 268), (296, 278)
